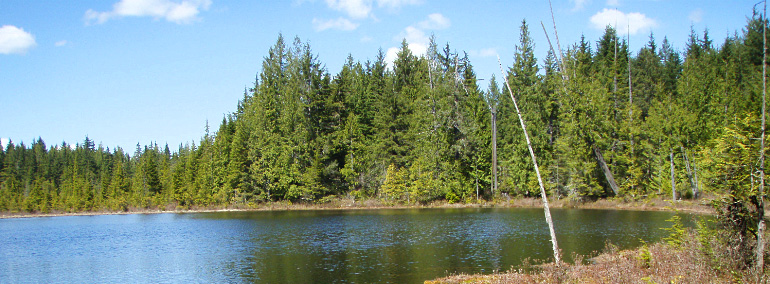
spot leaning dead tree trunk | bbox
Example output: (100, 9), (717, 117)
(628, 26), (635, 193)
(681, 146), (699, 199)
(543, 3), (621, 198)
(498, 56), (561, 264)
(757, 0), (767, 271)
(594, 146), (620, 196)
(491, 109), (499, 195)
(670, 149), (677, 201)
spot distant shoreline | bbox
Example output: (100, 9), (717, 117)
(0, 196), (716, 219)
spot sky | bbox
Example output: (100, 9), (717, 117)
(0, 0), (759, 153)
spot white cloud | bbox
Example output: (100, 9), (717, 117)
(689, 8), (703, 23)
(376, 0), (422, 9)
(384, 46), (399, 68)
(384, 13), (446, 67)
(321, 0), (421, 19)
(418, 13), (450, 30)
(55, 40), (69, 47)
(402, 25), (428, 54)
(360, 35), (373, 42)
(0, 138), (8, 149)
(571, 0), (589, 11)
(313, 17), (359, 31)
(85, 0), (212, 25)
(0, 25), (36, 55)
(590, 8), (657, 35)
(606, 0), (619, 6)
(325, 0), (371, 19)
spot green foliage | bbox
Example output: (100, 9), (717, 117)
(695, 217), (717, 258)
(663, 215), (686, 250)
(381, 164), (407, 202)
(636, 240), (652, 268)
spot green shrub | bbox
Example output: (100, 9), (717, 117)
(663, 215), (686, 250)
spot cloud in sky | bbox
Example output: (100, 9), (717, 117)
(85, 0), (212, 25)
(0, 25), (36, 55)
(313, 17), (359, 31)
(55, 40), (69, 47)
(689, 8), (703, 23)
(385, 13), (449, 67)
(606, 0), (619, 6)
(376, 0), (422, 9)
(418, 13), (450, 30)
(323, 0), (421, 19)
(324, 0), (371, 19)
(590, 8), (657, 35)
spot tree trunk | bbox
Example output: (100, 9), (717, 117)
(693, 164), (700, 198)
(593, 146), (620, 196)
(681, 146), (698, 199)
(499, 56), (561, 265)
(492, 110), (499, 196)
(628, 28), (634, 193)
(757, 0), (766, 271)
(670, 150), (677, 201)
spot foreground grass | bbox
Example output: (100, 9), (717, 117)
(428, 230), (770, 284)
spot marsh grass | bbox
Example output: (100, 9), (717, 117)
(427, 227), (770, 284)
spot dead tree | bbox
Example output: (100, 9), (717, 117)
(670, 150), (677, 201)
(498, 56), (561, 264)
(628, 25), (635, 193)
(681, 146), (699, 199)
(594, 145), (620, 195)
(757, 0), (767, 271)
(491, 109), (499, 195)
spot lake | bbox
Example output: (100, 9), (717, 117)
(0, 208), (698, 283)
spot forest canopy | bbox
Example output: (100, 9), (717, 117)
(1, 12), (769, 213)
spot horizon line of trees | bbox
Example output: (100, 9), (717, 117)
(1, 10), (768, 213)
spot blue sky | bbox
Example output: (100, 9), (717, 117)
(0, 0), (758, 152)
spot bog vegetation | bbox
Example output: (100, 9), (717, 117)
(1, 12), (768, 220)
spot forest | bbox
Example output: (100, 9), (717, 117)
(1, 12), (768, 214)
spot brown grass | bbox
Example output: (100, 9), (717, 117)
(427, 230), (770, 284)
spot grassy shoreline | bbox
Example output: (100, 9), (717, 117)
(0, 195), (715, 219)
(426, 231), (769, 284)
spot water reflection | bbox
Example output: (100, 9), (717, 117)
(0, 208), (699, 283)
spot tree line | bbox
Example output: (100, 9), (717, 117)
(1, 12), (768, 213)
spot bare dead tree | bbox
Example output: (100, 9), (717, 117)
(542, 5), (620, 197)
(757, 0), (767, 271)
(628, 23), (635, 194)
(547, 0), (565, 70)
(681, 146), (699, 198)
(595, 145), (620, 196)
(491, 107), (498, 195)
(670, 150), (677, 201)
(498, 55), (561, 264)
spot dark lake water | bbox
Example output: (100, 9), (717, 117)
(0, 208), (699, 283)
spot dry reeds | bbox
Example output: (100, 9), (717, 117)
(428, 228), (770, 284)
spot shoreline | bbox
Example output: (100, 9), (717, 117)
(0, 196), (716, 219)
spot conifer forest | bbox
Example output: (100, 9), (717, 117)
(2, 13), (769, 214)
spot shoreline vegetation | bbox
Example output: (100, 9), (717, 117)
(427, 231), (768, 284)
(0, 195), (715, 219)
